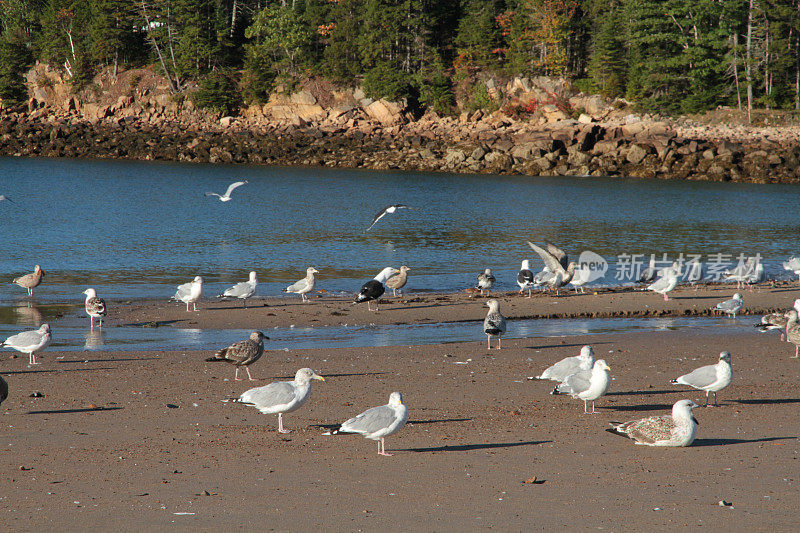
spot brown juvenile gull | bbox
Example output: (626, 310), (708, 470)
(483, 298), (506, 349)
(385, 265), (410, 297)
(283, 267), (318, 302)
(527, 242), (577, 296)
(355, 267), (398, 311)
(754, 298), (800, 341)
(206, 331), (267, 380)
(83, 288), (107, 329)
(324, 392), (409, 456)
(607, 399), (699, 447)
(552, 359), (611, 414)
(670, 351), (733, 406)
(3, 323), (51, 365)
(172, 275), (203, 311)
(784, 309), (800, 358)
(219, 271), (258, 308)
(477, 268), (495, 295)
(205, 180), (248, 202)
(229, 368), (324, 433)
(13, 265), (45, 296)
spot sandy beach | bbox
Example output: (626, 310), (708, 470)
(3, 283), (800, 531)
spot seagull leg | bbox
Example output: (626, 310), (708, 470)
(193, 302), (198, 311)
(793, 346), (799, 358)
(234, 367), (242, 381)
(591, 402), (597, 414)
(497, 337), (502, 350)
(90, 316), (94, 329)
(30, 352), (39, 365)
(245, 367), (255, 381)
(99, 317), (103, 328)
(487, 334), (491, 349)
(378, 438), (393, 456)
(583, 400), (588, 414)
(277, 413), (291, 433)
(704, 391), (709, 406)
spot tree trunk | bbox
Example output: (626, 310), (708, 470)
(746, 0), (754, 123)
(733, 33), (741, 111)
(140, 0), (177, 93)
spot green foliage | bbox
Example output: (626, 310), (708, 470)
(0, 35), (33, 106)
(190, 70), (242, 115)
(464, 81), (499, 113)
(362, 62), (414, 101)
(245, 3), (312, 79)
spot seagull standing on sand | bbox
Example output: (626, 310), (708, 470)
(638, 256), (658, 283)
(670, 351), (733, 406)
(534, 345), (595, 382)
(206, 331), (267, 381)
(483, 298), (506, 349)
(755, 298), (800, 341)
(83, 288), (107, 329)
(386, 265), (410, 297)
(365, 204), (413, 231)
(205, 180), (248, 202)
(714, 293), (743, 318)
(13, 265), (45, 296)
(219, 271), (258, 308)
(647, 268), (678, 301)
(607, 399), (699, 447)
(3, 323), (51, 365)
(783, 257), (800, 282)
(477, 268), (495, 295)
(517, 260), (535, 297)
(230, 368), (324, 433)
(527, 242), (577, 296)
(324, 392), (409, 456)
(569, 265), (591, 293)
(724, 257), (755, 289)
(552, 359), (611, 414)
(355, 267), (398, 311)
(283, 267), (318, 302)
(173, 276), (203, 311)
(784, 309), (800, 358)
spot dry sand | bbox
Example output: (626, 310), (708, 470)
(2, 283), (800, 531)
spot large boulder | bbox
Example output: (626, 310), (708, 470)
(362, 99), (406, 126)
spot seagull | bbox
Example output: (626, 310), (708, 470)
(714, 293), (743, 318)
(783, 257), (800, 282)
(0, 194), (16, 205)
(219, 271), (258, 308)
(0, 375), (7, 405)
(552, 359), (611, 413)
(647, 268), (678, 301)
(365, 204), (413, 231)
(685, 259), (703, 288)
(517, 260), (535, 297)
(205, 180), (248, 201)
(569, 265), (591, 293)
(527, 242), (577, 296)
(385, 265), (410, 297)
(83, 288), (107, 329)
(283, 267), (318, 302)
(745, 261), (765, 287)
(324, 392), (409, 456)
(477, 268), (496, 295)
(670, 351), (733, 406)
(3, 323), (51, 365)
(607, 399), (699, 446)
(754, 299), (800, 341)
(534, 345), (595, 382)
(784, 309), (800, 358)
(724, 257), (755, 289)
(172, 276), (203, 311)
(355, 267), (398, 311)
(13, 265), (45, 296)
(483, 298), (506, 349)
(638, 256), (658, 283)
(229, 368), (324, 433)
(206, 331), (267, 381)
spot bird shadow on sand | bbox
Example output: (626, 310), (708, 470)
(398, 440), (551, 453)
(311, 418), (472, 432)
(692, 436), (796, 447)
(605, 403), (676, 412)
(607, 389), (682, 397)
(27, 406), (123, 415)
(119, 319), (186, 328)
(56, 357), (160, 364)
(2, 366), (116, 375)
(734, 398), (800, 406)
(264, 371), (387, 381)
(527, 341), (613, 350)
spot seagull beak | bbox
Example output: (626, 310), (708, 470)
(315, 375), (325, 382)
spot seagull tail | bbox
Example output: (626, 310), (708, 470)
(322, 425), (346, 436)
(205, 354), (227, 362)
(221, 398), (253, 405)
(550, 386), (561, 395)
(669, 378), (680, 385)
(605, 425), (628, 438)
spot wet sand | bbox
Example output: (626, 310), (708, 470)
(3, 319), (799, 530)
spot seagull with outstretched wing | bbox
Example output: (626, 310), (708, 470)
(205, 180), (249, 202)
(366, 204), (413, 231)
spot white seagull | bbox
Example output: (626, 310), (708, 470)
(219, 271), (258, 308)
(0, 194), (17, 205)
(283, 267), (318, 302)
(230, 368), (325, 433)
(3, 323), (51, 365)
(172, 276), (203, 311)
(83, 288), (107, 329)
(527, 242), (577, 296)
(552, 359), (611, 414)
(324, 392), (409, 456)
(607, 399), (699, 447)
(782, 257), (800, 282)
(365, 204), (413, 231)
(517, 260), (535, 297)
(714, 293), (743, 318)
(205, 180), (248, 202)
(535, 345), (595, 382)
(670, 351), (733, 406)
(647, 268), (678, 301)
(483, 298), (506, 349)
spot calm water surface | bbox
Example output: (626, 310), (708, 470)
(1, 156), (798, 306)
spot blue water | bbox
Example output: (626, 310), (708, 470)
(1, 156), (799, 306)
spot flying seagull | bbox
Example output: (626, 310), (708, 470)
(205, 180), (248, 202)
(365, 204), (413, 231)
(0, 194), (16, 204)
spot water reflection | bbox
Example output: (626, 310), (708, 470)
(84, 329), (105, 349)
(12, 303), (43, 327)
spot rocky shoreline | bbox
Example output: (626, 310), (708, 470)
(4, 66), (800, 183)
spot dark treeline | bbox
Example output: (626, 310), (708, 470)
(1, 0), (799, 117)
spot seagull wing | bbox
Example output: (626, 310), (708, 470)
(205, 192), (222, 198)
(546, 242), (569, 270)
(366, 206), (391, 231)
(527, 242), (565, 275)
(224, 181), (248, 197)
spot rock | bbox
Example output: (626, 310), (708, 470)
(444, 148), (466, 165)
(577, 113), (593, 124)
(290, 90), (317, 105)
(471, 146), (486, 161)
(768, 154), (783, 166)
(219, 116), (236, 127)
(363, 99), (405, 126)
(567, 150), (590, 167)
(626, 143), (649, 165)
(483, 151), (512, 170)
(541, 104), (568, 123)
